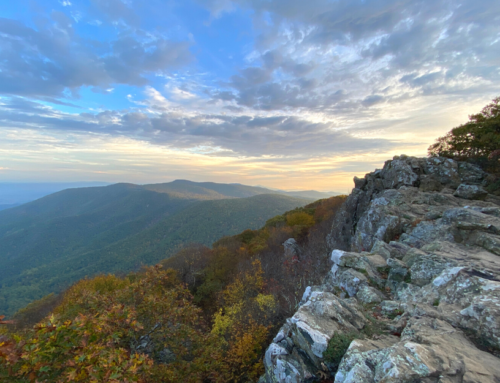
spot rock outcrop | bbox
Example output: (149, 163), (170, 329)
(261, 156), (500, 383)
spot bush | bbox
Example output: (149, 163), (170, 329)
(1, 266), (224, 383)
(323, 331), (358, 369)
(160, 245), (211, 291)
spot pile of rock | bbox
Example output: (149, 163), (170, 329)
(261, 156), (500, 383)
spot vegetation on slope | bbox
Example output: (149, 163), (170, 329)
(143, 179), (339, 200)
(0, 195), (347, 382)
(143, 179), (275, 200)
(0, 189), (309, 316)
(0, 184), (191, 316)
(0, 204), (20, 212)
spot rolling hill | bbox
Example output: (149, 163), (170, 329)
(142, 179), (339, 200)
(0, 182), (312, 316)
(0, 182), (110, 206)
(0, 204), (19, 211)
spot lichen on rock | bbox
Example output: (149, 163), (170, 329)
(261, 156), (500, 383)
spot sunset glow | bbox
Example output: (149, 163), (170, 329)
(1, 0), (498, 190)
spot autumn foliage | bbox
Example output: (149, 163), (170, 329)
(1, 195), (347, 382)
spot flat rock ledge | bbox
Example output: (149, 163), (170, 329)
(260, 156), (500, 383)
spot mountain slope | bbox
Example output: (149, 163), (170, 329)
(0, 204), (19, 211)
(0, 184), (195, 315)
(0, 182), (110, 205)
(0, 184), (191, 268)
(0, 187), (309, 316)
(143, 179), (339, 200)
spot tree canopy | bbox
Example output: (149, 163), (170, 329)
(0, 196), (347, 383)
(428, 97), (500, 171)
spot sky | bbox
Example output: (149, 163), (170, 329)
(0, 0), (498, 192)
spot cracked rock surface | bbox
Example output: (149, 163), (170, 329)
(260, 156), (500, 383)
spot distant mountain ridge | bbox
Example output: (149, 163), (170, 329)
(0, 181), (316, 316)
(0, 204), (20, 211)
(142, 179), (340, 200)
(0, 180), (340, 207)
(0, 182), (110, 206)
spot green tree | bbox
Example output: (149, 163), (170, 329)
(428, 97), (500, 171)
(286, 212), (315, 227)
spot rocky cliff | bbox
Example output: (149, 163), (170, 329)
(261, 156), (500, 383)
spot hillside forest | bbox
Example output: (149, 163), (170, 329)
(0, 183), (313, 316)
(0, 195), (346, 382)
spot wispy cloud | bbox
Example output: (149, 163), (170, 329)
(0, 0), (498, 188)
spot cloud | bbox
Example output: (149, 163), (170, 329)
(362, 95), (384, 108)
(0, 96), (402, 158)
(2, 0), (497, 112)
(0, 15), (193, 99)
(0, 0), (499, 189)
(90, 0), (139, 25)
(198, 0), (500, 112)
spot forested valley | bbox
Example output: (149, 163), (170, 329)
(0, 196), (346, 382)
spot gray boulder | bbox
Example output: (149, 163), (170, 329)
(263, 341), (316, 383)
(353, 176), (366, 189)
(423, 157), (461, 188)
(336, 317), (500, 383)
(458, 162), (487, 184)
(454, 184), (488, 200)
(380, 158), (419, 189)
(419, 174), (443, 192)
(283, 238), (301, 259)
(355, 285), (384, 304)
(386, 258), (408, 290)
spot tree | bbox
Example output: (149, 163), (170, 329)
(286, 212), (315, 227)
(211, 259), (275, 382)
(428, 97), (500, 171)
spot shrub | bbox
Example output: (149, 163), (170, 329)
(323, 331), (358, 369)
(210, 259), (275, 382)
(193, 246), (247, 311)
(313, 196), (347, 223)
(1, 266), (224, 383)
(160, 245), (211, 290)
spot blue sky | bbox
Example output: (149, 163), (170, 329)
(0, 0), (499, 191)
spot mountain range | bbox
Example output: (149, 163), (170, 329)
(0, 180), (336, 316)
(0, 182), (110, 207)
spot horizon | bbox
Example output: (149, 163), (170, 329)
(0, 179), (342, 193)
(0, 178), (342, 206)
(1, 0), (498, 191)
(0, 178), (347, 193)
